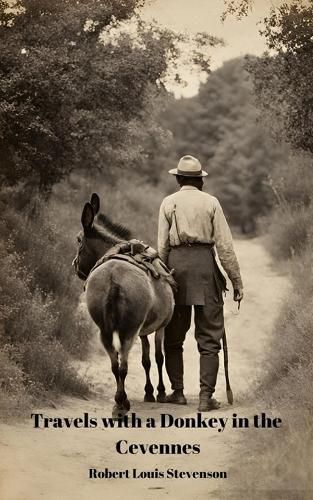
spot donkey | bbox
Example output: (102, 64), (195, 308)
(73, 193), (174, 417)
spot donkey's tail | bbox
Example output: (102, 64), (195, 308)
(102, 278), (120, 337)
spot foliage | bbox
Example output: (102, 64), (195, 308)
(225, 0), (313, 153)
(0, 0), (218, 192)
(0, 0), (136, 188)
(222, 0), (253, 21)
(249, 2), (313, 153)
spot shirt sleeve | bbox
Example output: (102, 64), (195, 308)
(213, 199), (243, 290)
(157, 199), (171, 265)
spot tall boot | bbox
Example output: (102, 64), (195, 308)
(198, 354), (220, 411)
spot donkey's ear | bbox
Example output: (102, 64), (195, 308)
(81, 203), (94, 230)
(90, 193), (100, 215)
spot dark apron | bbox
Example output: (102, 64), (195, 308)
(168, 244), (227, 306)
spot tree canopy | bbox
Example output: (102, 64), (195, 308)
(224, 0), (313, 153)
(0, 0), (216, 191)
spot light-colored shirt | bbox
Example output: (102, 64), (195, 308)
(157, 185), (243, 289)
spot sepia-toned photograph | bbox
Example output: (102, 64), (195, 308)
(0, 1), (312, 499)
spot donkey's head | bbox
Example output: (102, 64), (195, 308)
(72, 193), (132, 280)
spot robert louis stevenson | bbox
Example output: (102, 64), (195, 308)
(89, 468), (227, 480)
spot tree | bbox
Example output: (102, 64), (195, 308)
(0, 1), (140, 188)
(249, 2), (313, 153)
(0, 0), (216, 191)
(224, 1), (313, 153)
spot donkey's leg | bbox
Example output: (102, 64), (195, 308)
(100, 331), (121, 414)
(107, 348), (119, 385)
(155, 328), (167, 403)
(113, 336), (135, 417)
(113, 357), (129, 418)
(141, 336), (155, 403)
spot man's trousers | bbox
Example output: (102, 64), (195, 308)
(164, 302), (224, 395)
(165, 244), (226, 396)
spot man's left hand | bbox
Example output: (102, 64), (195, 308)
(233, 288), (244, 303)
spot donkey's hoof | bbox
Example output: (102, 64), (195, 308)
(157, 392), (167, 403)
(112, 405), (128, 419)
(144, 394), (156, 403)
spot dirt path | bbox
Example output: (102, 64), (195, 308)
(0, 238), (289, 500)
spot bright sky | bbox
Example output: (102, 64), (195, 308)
(142, 0), (284, 96)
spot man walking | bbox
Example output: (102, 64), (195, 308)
(158, 155), (243, 411)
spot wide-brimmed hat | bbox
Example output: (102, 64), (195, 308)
(168, 155), (208, 177)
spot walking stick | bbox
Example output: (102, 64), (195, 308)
(222, 329), (233, 405)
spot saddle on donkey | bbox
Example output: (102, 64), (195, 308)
(88, 239), (177, 291)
